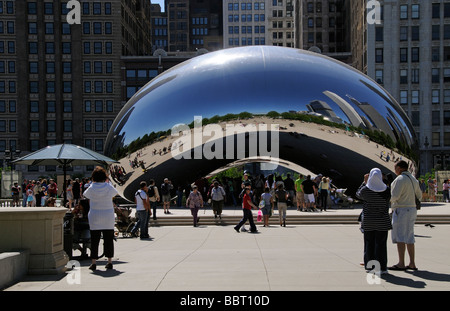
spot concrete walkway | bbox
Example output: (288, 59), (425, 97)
(4, 202), (450, 292)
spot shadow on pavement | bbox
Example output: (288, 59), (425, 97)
(406, 270), (450, 283)
(382, 269), (450, 289)
(381, 274), (426, 289)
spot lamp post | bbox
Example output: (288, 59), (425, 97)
(424, 136), (429, 175)
(4, 149), (21, 196)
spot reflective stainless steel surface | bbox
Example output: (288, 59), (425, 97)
(105, 46), (418, 201)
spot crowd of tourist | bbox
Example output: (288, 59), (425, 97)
(10, 177), (93, 208)
(125, 170), (339, 232)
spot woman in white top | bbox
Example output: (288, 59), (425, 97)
(83, 166), (118, 271)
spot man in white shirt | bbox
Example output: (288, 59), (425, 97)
(389, 160), (422, 271)
(131, 181), (151, 239)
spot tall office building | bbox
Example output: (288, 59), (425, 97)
(165, 0), (223, 52)
(151, 3), (169, 52)
(360, 0), (450, 174)
(223, 0), (297, 48)
(300, 0), (351, 63)
(349, 0), (366, 72)
(269, 0), (295, 47)
(0, 0), (152, 178)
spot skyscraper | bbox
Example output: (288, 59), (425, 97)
(301, 0), (351, 63)
(166, 0), (223, 52)
(361, 0), (450, 174)
(0, 0), (151, 177)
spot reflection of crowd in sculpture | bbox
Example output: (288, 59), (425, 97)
(110, 165), (127, 185)
(129, 157), (144, 170)
(152, 144), (172, 156)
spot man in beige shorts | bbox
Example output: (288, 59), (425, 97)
(389, 160), (422, 271)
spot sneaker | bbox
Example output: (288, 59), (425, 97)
(88, 264), (96, 271)
(234, 227), (240, 233)
(105, 263), (113, 270)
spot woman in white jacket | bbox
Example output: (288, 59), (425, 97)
(83, 166), (118, 271)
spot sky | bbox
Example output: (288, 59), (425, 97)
(151, 0), (165, 12)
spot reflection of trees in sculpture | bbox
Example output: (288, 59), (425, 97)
(110, 110), (416, 162)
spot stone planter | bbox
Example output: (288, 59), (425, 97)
(0, 207), (69, 275)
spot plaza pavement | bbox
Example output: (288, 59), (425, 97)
(4, 202), (450, 292)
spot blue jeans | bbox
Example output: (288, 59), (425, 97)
(444, 190), (449, 202)
(132, 210), (149, 237)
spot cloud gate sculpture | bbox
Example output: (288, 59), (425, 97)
(105, 46), (418, 202)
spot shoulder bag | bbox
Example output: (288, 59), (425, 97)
(405, 174), (421, 210)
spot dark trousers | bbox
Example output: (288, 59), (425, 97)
(235, 208), (257, 232)
(364, 230), (388, 271)
(90, 229), (114, 259)
(320, 189), (328, 210)
(190, 206), (199, 226)
(151, 201), (158, 220)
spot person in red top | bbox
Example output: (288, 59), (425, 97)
(234, 188), (258, 233)
(47, 179), (58, 198)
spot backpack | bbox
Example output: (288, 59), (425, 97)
(148, 185), (156, 197)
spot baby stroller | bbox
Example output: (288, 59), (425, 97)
(331, 188), (353, 208)
(114, 205), (138, 237)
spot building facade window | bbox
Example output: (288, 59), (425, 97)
(432, 132), (440, 147)
(400, 5), (408, 19)
(375, 48), (383, 63)
(432, 90), (440, 104)
(432, 111), (440, 126)
(400, 69), (408, 84)
(400, 90), (408, 105)
(400, 48), (408, 63)
(411, 4), (419, 19)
